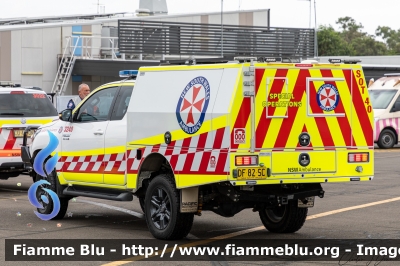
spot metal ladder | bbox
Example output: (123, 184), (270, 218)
(51, 36), (80, 96)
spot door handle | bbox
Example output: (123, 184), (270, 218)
(93, 130), (104, 135)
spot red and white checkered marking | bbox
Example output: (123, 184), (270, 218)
(58, 127), (231, 175)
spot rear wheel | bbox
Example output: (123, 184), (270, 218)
(259, 201), (307, 233)
(378, 129), (396, 149)
(144, 174), (194, 240)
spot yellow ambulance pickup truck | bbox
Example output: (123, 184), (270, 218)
(22, 58), (374, 240)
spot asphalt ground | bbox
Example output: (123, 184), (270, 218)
(1, 147), (400, 265)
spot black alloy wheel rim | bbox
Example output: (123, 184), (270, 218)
(150, 187), (171, 230)
(36, 186), (50, 214)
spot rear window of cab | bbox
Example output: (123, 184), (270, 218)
(0, 92), (58, 117)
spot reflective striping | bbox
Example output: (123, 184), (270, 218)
(273, 69), (307, 148)
(307, 71), (336, 147)
(188, 135), (199, 153)
(346, 70), (373, 146)
(231, 97), (251, 150)
(254, 68), (266, 95)
(175, 153), (187, 171)
(191, 152), (203, 171)
(58, 128), (231, 175)
(79, 162), (89, 171)
(164, 141), (175, 156)
(320, 69), (353, 147)
(3, 130), (17, 150)
(172, 139), (183, 154)
(255, 69), (288, 149)
(251, 67), (373, 151)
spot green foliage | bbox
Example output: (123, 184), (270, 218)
(317, 17), (395, 56)
(317, 25), (351, 56)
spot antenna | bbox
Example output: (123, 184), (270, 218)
(93, 0), (103, 14)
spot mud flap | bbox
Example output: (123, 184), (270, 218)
(298, 196), (315, 208)
(180, 186), (199, 213)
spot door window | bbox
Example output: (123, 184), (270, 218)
(391, 94), (400, 112)
(110, 86), (133, 120)
(75, 87), (118, 122)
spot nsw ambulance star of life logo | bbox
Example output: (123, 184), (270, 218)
(176, 76), (210, 134)
(316, 84), (340, 112)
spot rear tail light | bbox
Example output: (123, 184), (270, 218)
(10, 91), (25, 94)
(235, 155), (258, 166)
(348, 153), (369, 163)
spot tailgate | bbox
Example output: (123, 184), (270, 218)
(255, 67), (354, 150)
(272, 151), (336, 174)
(0, 122), (42, 155)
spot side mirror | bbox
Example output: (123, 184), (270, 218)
(60, 109), (73, 122)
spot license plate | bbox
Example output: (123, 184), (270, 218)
(298, 197), (315, 208)
(13, 129), (34, 138)
(237, 167), (266, 180)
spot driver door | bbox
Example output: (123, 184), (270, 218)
(61, 86), (119, 184)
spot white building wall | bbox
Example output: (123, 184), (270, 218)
(43, 27), (61, 92)
(21, 29), (43, 88)
(11, 30), (21, 84)
(221, 13), (239, 25)
(22, 29), (42, 48)
(91, 24), (102, 59)
(62, 26), (72, 50)
(208, 14), (223, 25)
(253, 10), (269, 27)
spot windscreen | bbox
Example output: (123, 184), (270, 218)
(369, 89), (397, 109)
(0, 92), (58, 117)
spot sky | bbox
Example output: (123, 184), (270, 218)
(0, 0), (399, 36)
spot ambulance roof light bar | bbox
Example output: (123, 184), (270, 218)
(257, 57), (282, 63)
(234, 56), (258, 63)
(328, 58), (361, 64)
(119, 70), (138, 79)
(0, 81), (21, 87)
(160, 58), (228, 65)
(384, 73), (400, 77)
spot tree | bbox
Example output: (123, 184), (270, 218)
(317, 25), (351, 56)
(317, 17), (389, 56)
(376, 26), (400, 54)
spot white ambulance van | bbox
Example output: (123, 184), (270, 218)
(369, 73), (400, 148)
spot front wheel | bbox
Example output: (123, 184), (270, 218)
(144, 174), (194, 240)
(377, 129), (396, 149)
(259, 201), (307, 233)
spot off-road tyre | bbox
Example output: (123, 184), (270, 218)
(33, 168), (69, 220)
(144, 174), (194, 240)
(259, 200), (307, 233)
(377, 129), (396, 149)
